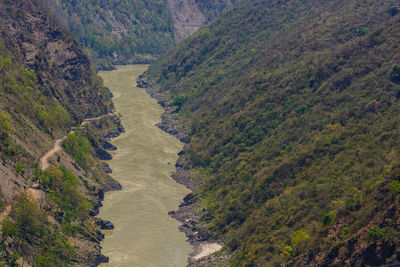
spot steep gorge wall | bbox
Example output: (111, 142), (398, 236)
(147, 0), (400, 265)
(0, 0), (119, 265)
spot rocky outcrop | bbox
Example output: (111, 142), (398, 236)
(139, 75), (221, 266)
(102, 140), (117, 151)
(166, 0), (239, 43)
(166, 0), (206, 43)
(172, 154), (199, 191)
(101, 162), (113, 174)
(95, 218), (115, 230)
(168, 194), (210, 245)
(138, 75), (190, 144)
(103, 181), (123, 193)
(94, 254), (109, 266)
(95, 148), (113, 161)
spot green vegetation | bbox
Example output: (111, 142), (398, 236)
(48, 0), (175, 67)
(62, 127), (115, 185)
(63, 131), (94, 171)
(42, 0), (240, 68)
(172, 95), (187, 110)
(194, 0), (239, 21)
(390, 64), (400, 84)
(0, 167), (94, 265)
(367, 226), (384, 241)
(0, 55), (71, 135)
(147, 0), (400, 265)
(1, 194), (76, 266)
(0, 1), (116, 264)
(35, 167), (90, 234)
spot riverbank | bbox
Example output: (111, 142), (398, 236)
(84, 114), (125, 266)
(98, 65), (192, 267)
(137, 75), (226, 265)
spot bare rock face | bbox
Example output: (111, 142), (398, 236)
(167, 0), (206, 43)
(167, 0), (240, 43)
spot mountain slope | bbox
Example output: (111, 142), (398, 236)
(0, 0), (119, 265)
(146, 0), (400, 265)
(45, 0), (239, 69)
(46, 0), (175, 69)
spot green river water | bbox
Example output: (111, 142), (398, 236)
(98, 65), (192, 267)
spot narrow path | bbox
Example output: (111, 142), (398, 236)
(39, 138), (64, 170)
(82, 113), (114, 126)
(39, 113), (115, 171)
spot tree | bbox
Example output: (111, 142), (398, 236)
(390, 65), (400, 84)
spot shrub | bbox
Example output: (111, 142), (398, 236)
(35, 167), (90, 224)
(14, 163), (25, 176)
(367, 226), (384, 241)
(339, 226), (350, 239)
(390, 65), (400, 84)
(172, 95), (187, 109)
(291, 229), (310, 253)
(2, 220), (17, 238)
(322, 211), (336, 225)
(280, 245), (294, 260)
(62, 131), (94, 170)
(355, 26), (368, 36)
(389, 180), (400, 194)
(0, 112), (11, 139)
(227, 236), (240, 251)
(388, 7), (399, 16)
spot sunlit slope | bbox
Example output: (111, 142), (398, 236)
(147, 0), (400, 265)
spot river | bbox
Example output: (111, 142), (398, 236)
(98, 65), (192, 267)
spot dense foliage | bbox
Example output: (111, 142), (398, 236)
(147, 0), (400, 265)
(47, 0), (175, 67)
(43, 0), (241, 69)
(34, 167), (90, 234)
(194, 0), (239, 21)
(63, 131), (95, 171)
(2, 194), (76, 266)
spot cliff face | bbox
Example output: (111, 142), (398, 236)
(166, 0), (206, 43)
(0, 0), (118, 265)
(167, 0), (239, 42)
(146, 0), (400, 265)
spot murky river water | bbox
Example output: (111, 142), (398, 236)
(98, 65), (192, 267)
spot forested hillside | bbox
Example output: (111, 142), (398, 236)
(46, 0), (175, 69)
(194, 0), (240, 21)
(45, 0), (239, 69)
(146, 0), (400, 265)
(0, 0), (120, 265)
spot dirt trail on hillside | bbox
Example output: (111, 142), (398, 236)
(39, 138), (64, 170)
(39, 113), (115, 170)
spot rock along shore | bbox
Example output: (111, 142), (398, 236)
(87, 115), (124, 266)
(137, 75), (226, 266)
